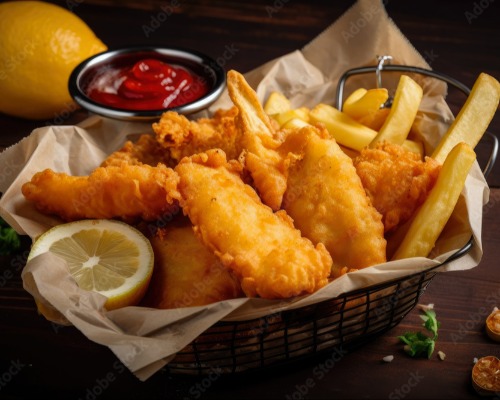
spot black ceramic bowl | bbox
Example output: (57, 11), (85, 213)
(68, 46), (226, 121)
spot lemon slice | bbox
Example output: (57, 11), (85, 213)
(472, 356), (500, 396)
(486, 308), (500, 342)
(28, 219), (154, 310)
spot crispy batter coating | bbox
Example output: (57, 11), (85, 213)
(281, 126), (387, 278)
(354, 142), (441, 232)
(141, 219), (243, 309)
(22, 163), (180, 222)
(100, 134), (173, 168)
(152, 107), (244, 163)
(227, 70), (289, 210)
(175, 149), (332, 299)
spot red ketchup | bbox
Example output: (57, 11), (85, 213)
(86, 58), (210, 110)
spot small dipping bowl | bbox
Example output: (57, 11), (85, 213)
(68, 46), (226, 121)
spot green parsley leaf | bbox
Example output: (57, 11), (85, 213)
(420, 309), (440, 339)
(398, 308), (440, 358)
(0, 217), (21, 256)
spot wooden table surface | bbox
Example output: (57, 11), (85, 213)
(1, 1), (499, 399)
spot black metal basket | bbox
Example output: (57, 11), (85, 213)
(166, 62), (498, 375)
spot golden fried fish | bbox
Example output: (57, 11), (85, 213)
(281, 126), (387, 278)
(354, 142), (441, 232)
(22, 163), (180, 222)
(175, 149), (332, 299)
(227, 70), (289, 211)
(142, 219), (243, 309)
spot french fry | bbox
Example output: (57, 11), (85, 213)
(264, 91), (291, 115)
(343, 88), (389, 120)
(401, 139), (424, 158)
(309, 103), (378, 151)
(392, 142), (476, 260)
(357, 107), (390, 131)
(343, 88), (367, 108)
(271, 107), (310, 127)
(431, 73), (500, 164)
(370, 75), (423, 146)
(282, 117), (311, 130)
(343, 88), (390, 131)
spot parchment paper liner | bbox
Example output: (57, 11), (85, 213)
(0, 0), (490, 380)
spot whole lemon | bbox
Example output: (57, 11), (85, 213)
(0, 1), (107, 120)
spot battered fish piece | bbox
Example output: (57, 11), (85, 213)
(281, 126), (387, 278)
(227, 70), (289, 211)
(175, 149), (332, 299)
(100, 134), (173, 168)
(354, 142), (441, 232)
(142, 219), (243, 309)
(152, 107), (244, 163)
(22, 163), (180, 222)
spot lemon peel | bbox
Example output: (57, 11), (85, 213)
(0, 1), (106, 120)
(28, 219), (154, 311)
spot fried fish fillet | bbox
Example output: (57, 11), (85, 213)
(281, 126), (387, 278)
(354, 142), (441, 232)
(175, 149), (332, 299)
(22, 163), (180, 222)
(100, 134), (172, 168)
(152, 106), (244, 163)
(227, 70), (289, 211)
(141, 219), (243, 309)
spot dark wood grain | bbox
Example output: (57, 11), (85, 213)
(1, 1), (499, 399)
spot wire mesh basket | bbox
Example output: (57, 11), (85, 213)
(166, 60), (498, 375)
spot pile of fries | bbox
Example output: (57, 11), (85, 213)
(265, 72), (500, 260)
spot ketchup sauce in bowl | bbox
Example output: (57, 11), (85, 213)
(69, 47), (226, 121)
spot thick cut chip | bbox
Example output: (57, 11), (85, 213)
(343, 88), (390, 131)
(264, 91), (291, 115)
(309, 103), (378, 151)
(283, 117), (311, 130)
(432, 73), (500, 164)
(343, 88), (367, 108)
(343, 88), (389, 120)
(357, 107), (390, 131)
(370, 75), (423, 146)
(392, 142), (476, 260)
(271, 107), (310, 128)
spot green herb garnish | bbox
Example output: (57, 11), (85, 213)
(0, 217), (21, 256)
(398, 309), (440, 358)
